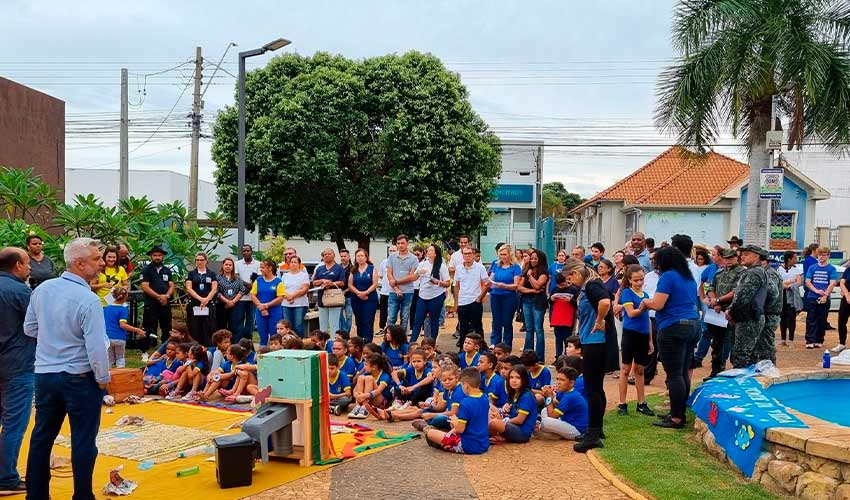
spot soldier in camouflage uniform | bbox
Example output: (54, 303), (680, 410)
(705, 248), (744, 378)
(757, 250), (782, 364)
(728, 245), (768, 368)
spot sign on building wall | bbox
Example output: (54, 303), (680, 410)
(759, 168), (784, 199)
(491, 184), (533, 203)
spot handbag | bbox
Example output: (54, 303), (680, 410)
(322, 285), (345, 307)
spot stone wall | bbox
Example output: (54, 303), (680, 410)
(695, 419), (850, 500)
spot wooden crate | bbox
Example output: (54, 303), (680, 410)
(107, 368), (145, 402)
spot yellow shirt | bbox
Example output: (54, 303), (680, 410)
(96, 266), (128, 306)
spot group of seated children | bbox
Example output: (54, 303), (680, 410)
(324, 327), (591, 455)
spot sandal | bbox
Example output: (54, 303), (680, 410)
(386, 410), (395, 423)
(225, 395), (238, 403)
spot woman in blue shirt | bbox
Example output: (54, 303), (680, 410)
(312, 248), (346, 334)
(348, 248), (379, 343)
(562, 258), (613, 453)
(644, 247), (700, 429)
(488, 245), (522, 347)
(250, 259), (285, 346)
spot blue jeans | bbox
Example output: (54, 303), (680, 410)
(0, 371), (34, 489)
(27, 371), (102, 500)
(411, 294), (446, 343)
(351, 297), (378, 343)
(220, 301), (246, 339)
(339, 297), (353, 334)
(319, 306), (342, 335)
(255, 306), (282, 346)
(387, 292), (414, 333)
(490, 293), (518, 347)
(240, 300), (256, 341)
(282, 306), (307, 337)
(521, 296), (546, 360)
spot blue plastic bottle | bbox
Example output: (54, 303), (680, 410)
(823, 350), (831, 369)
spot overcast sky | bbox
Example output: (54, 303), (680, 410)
(2, 0), (846, 213)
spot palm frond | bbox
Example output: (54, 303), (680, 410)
(802, 41), (850, 154)
(672, 0), (759, 55)
(813, 0), (850, 43)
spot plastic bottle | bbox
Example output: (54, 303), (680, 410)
(176, 465), (199, 478)
(141, 352), (149, 364)
(823, 350), (831, 369)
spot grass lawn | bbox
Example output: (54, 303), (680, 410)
(596, 394), (786, 500)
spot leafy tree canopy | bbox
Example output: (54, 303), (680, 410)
(212, 51), (502, 250)
(542, 182), (585, 215)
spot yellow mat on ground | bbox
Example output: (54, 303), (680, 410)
(17, 401), (408, 499)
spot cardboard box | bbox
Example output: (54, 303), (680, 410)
(107, 368), (145, 402)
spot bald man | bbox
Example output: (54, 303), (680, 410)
(0, 247), (33, 494)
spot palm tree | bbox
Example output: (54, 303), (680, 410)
(656, 0), (850, 245)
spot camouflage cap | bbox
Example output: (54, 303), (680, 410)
(740, 244), (769, 259)
(719, 248), (738, 258)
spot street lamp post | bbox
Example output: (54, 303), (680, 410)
(237, 38), (291, 248)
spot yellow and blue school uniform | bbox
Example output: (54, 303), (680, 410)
(443, 385), (467, 413)
(373, 370), (395, 402)
(328, 371), (351, 396)
(481, 372), (508, 407)
(553, 389), (589, 434)
(398, 364), (432, 387)
(144, 356), (180, 381)
(528, 365), (552, 390)
(574, 374), (586, 399)
(351, 355), (365, 373)
(382, 342), (409, 369)
(251, 276), (286, 346)
(455, 391), (491, 455)
(509, 390), (539, 439)
(338, 355), (357, 383)
(459, 351), (480, 369)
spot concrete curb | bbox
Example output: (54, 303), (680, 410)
(586, 449), (652, 500)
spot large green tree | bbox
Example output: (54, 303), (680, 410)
(656, 0), (850, 244)
(542, 181), (585, 216)
(212, 51), (502, 251)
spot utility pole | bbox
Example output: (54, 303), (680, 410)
(119, 68), (129, 201)
(189, 46), (202, 218)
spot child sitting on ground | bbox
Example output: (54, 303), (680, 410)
(328, 353), (353, 416)
(349, 353), (395, 419)
(226, 340), (259, 402)
(521, 350), (552, 405)
(488, 364), (538, 444)
(390, 349), (434, 407)
(348, 337), (366, 375)
(382, 325), (410, 369)
(268, 334), (284, 351)
(203, 344), (247, 401)
(492, 343), (511, 360)
(309, 330), (331, 352)
(419, 337), (438, 364)
(149, 322), (192, 361)
(103, 286), (146, 368)
(497, 355), (521, 381)
(168, 344), (209, 401)
(276, 319), (294, 338)
(283, 336), (304, 350)
(565, 335), (582, 358)
(157, 343), (190, 396)
(410, 363), (465, 431)
(535, 366), (588, 440)
(332, 330), (350, 353)
(555, 355), (585, 399)
(144, 341), (181, 394)
(478, 351), (508, 407)
(208, 329), (233, 373)
(459, 334), (482, 369)
(372, 355), (446, 423)
(423, 367), (490, 455)
(331, 339), (356, 383)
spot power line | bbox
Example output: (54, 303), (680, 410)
(129, 79), (193, 153)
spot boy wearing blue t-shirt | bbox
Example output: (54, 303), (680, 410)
(327, 353), (353, 415)
(536, 366), (588, 440)
(804, 247), (839, 348)
(459, 334), (482, 369)
(423, 368), (490, 455)
(478, 352), (508, 407)
(104, 287), (146, 368)
(521, 350), (551, 406)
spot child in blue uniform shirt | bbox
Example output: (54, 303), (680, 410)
(617, 265), (655, 416)
(382, 325), (410, 369)
(391, 349), (434, 405)
(477, 352), (508, 407)
(521, 350), (552, 405)
(409, 364), (465, 431)
(488, 364), (538, 443)
(331, 339), (357, 383)
(536, 366), (588, 440)
(202, 344), (246, 401)
(144, 341), (181, 395)
(103, 287), (146, 368)
(327, 353), (353, 415)
(423, 368), (490, 455)
(350, 353), (395, 419)
(459, 334), (482, 369)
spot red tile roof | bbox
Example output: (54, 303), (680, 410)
(571, 147), (749, 213)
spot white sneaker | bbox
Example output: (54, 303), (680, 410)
(399, 401), (411, 410)
(348, 405), (362, 418)
(351, 406), (369, 419)
(389, 399), (404, 410)
(831, 344), (846, 354)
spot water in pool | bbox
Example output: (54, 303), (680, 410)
(767, 379), (850, 427)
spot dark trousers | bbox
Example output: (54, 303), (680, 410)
(216, 301), (246, 336)
(401, 384), (434, 405)
(187, 304), (216, 346)
(411, 294), (446, 343)
(409, 289), (420, 332)
(839, 299), (850, 345)
(351, 297), (378, 344)
(708, 323), (733, 375)
(583, 343), (607, 431)
(457, 301), (484, 346)
(239, 301), (257, 341)
(804, 298), (830, 344)
(378, 294), (389, 330)
(26, 372), (103, 500)
(643, 319), (659, 384)
(553, 326), (572, 359)
(780, 302), (798, 342)
(142, 299), (172, 342)
(658, 320), (700, 421)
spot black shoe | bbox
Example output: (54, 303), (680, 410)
(519, 326), (526, 332)
(636, 402), (655, 416)
(0, 481), (26, 494)
(617, 403), (628, 415)
(452, 332), (459, 339)
(573, 429), (604, 453)
(653, 416), (685, 429)
(691, 358), (703, 369)
(576, 430), (606, 441)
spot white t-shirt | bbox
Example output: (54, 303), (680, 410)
(449, 250), (464, 271)
(777, 265), (802, 285)
(378, 258), (390, 296)
(235, 259), (261, 302)
(454, 261), (489, 306)
(415, 260), (450, 301)
(281, 270), (311, 308)
(644, 270), (660, 319)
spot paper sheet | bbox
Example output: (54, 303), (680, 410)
(704, 308), (728, 328)
(192, 306), (209, 316)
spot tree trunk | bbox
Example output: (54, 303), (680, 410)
(744, 98), (773, 247)
(356, 234), (372, 254)
(333, 234), (347, 254)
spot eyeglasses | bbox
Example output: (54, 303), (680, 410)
(462, 252), (473, 255)
(195, 258), (205, 262)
